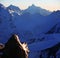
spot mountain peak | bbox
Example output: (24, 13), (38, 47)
(0, 3), (5, 9)
(29, 4), (39, 9)
(31, 4), (36, 7)
(54, 10), (60, 14)
(7, 5), (21, 10)
(51, 10), (60, 16)
(7, 5), (21, 15)
(32, 4), (35, 6)
(24, 4), (51, 16)
(0, 3), (3, 7)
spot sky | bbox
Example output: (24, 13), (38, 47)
(0, 0), (60, 11)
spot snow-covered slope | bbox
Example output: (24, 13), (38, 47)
(0, 3), (60, 43)
(0, 4), (16, 43)
(7, 5), (22, 15)
(29, 39), (59, 51)
(23, 4), (51, 16)
(46, 10), (60, 34)
(28, 34), (60, 58)
(13, 10), (60, 42)
(0, 3), (60, 58)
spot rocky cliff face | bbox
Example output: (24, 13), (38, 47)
(1, 34), (29, 58)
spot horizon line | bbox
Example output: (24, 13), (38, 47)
(0, 3), (60, 12)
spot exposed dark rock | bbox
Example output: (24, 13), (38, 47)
(0, 43), (5, 58)
(2, 34), (29, 58)
(39, 42), (60, 58)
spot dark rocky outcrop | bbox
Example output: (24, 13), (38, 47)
(2, 34), (29, 58)
(0, 43), (5, 58)
(40, 42), (60, 58)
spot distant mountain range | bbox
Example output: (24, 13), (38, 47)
(22, 4), (51, 16)
(7, 4), (51, 16)
(0, 3), (60, 43)
(0, 3), (16, 43)
(1, 3), (60, 58)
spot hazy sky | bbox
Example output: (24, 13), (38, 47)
(0, 0), (60, 11)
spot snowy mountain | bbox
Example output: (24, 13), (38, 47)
(12, 10), (60, 43)
(23, 4), (51, 16)
(0, 4), (16, 43)
(0, 3), (60, 58)
(0, 3), (60, 43)
(28, 35), (60, 58)
(46, 22), (60, 34)
(46, 10), (60, 34)
(7, 4), (51, 16)
(7, 5), (22, 15)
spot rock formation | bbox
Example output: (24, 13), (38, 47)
(2, 34), (29, 58)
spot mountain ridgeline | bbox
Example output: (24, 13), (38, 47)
(0, 3), (60, 58)
(0, 3), (60, 43)
(7, 4), (51, 16)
